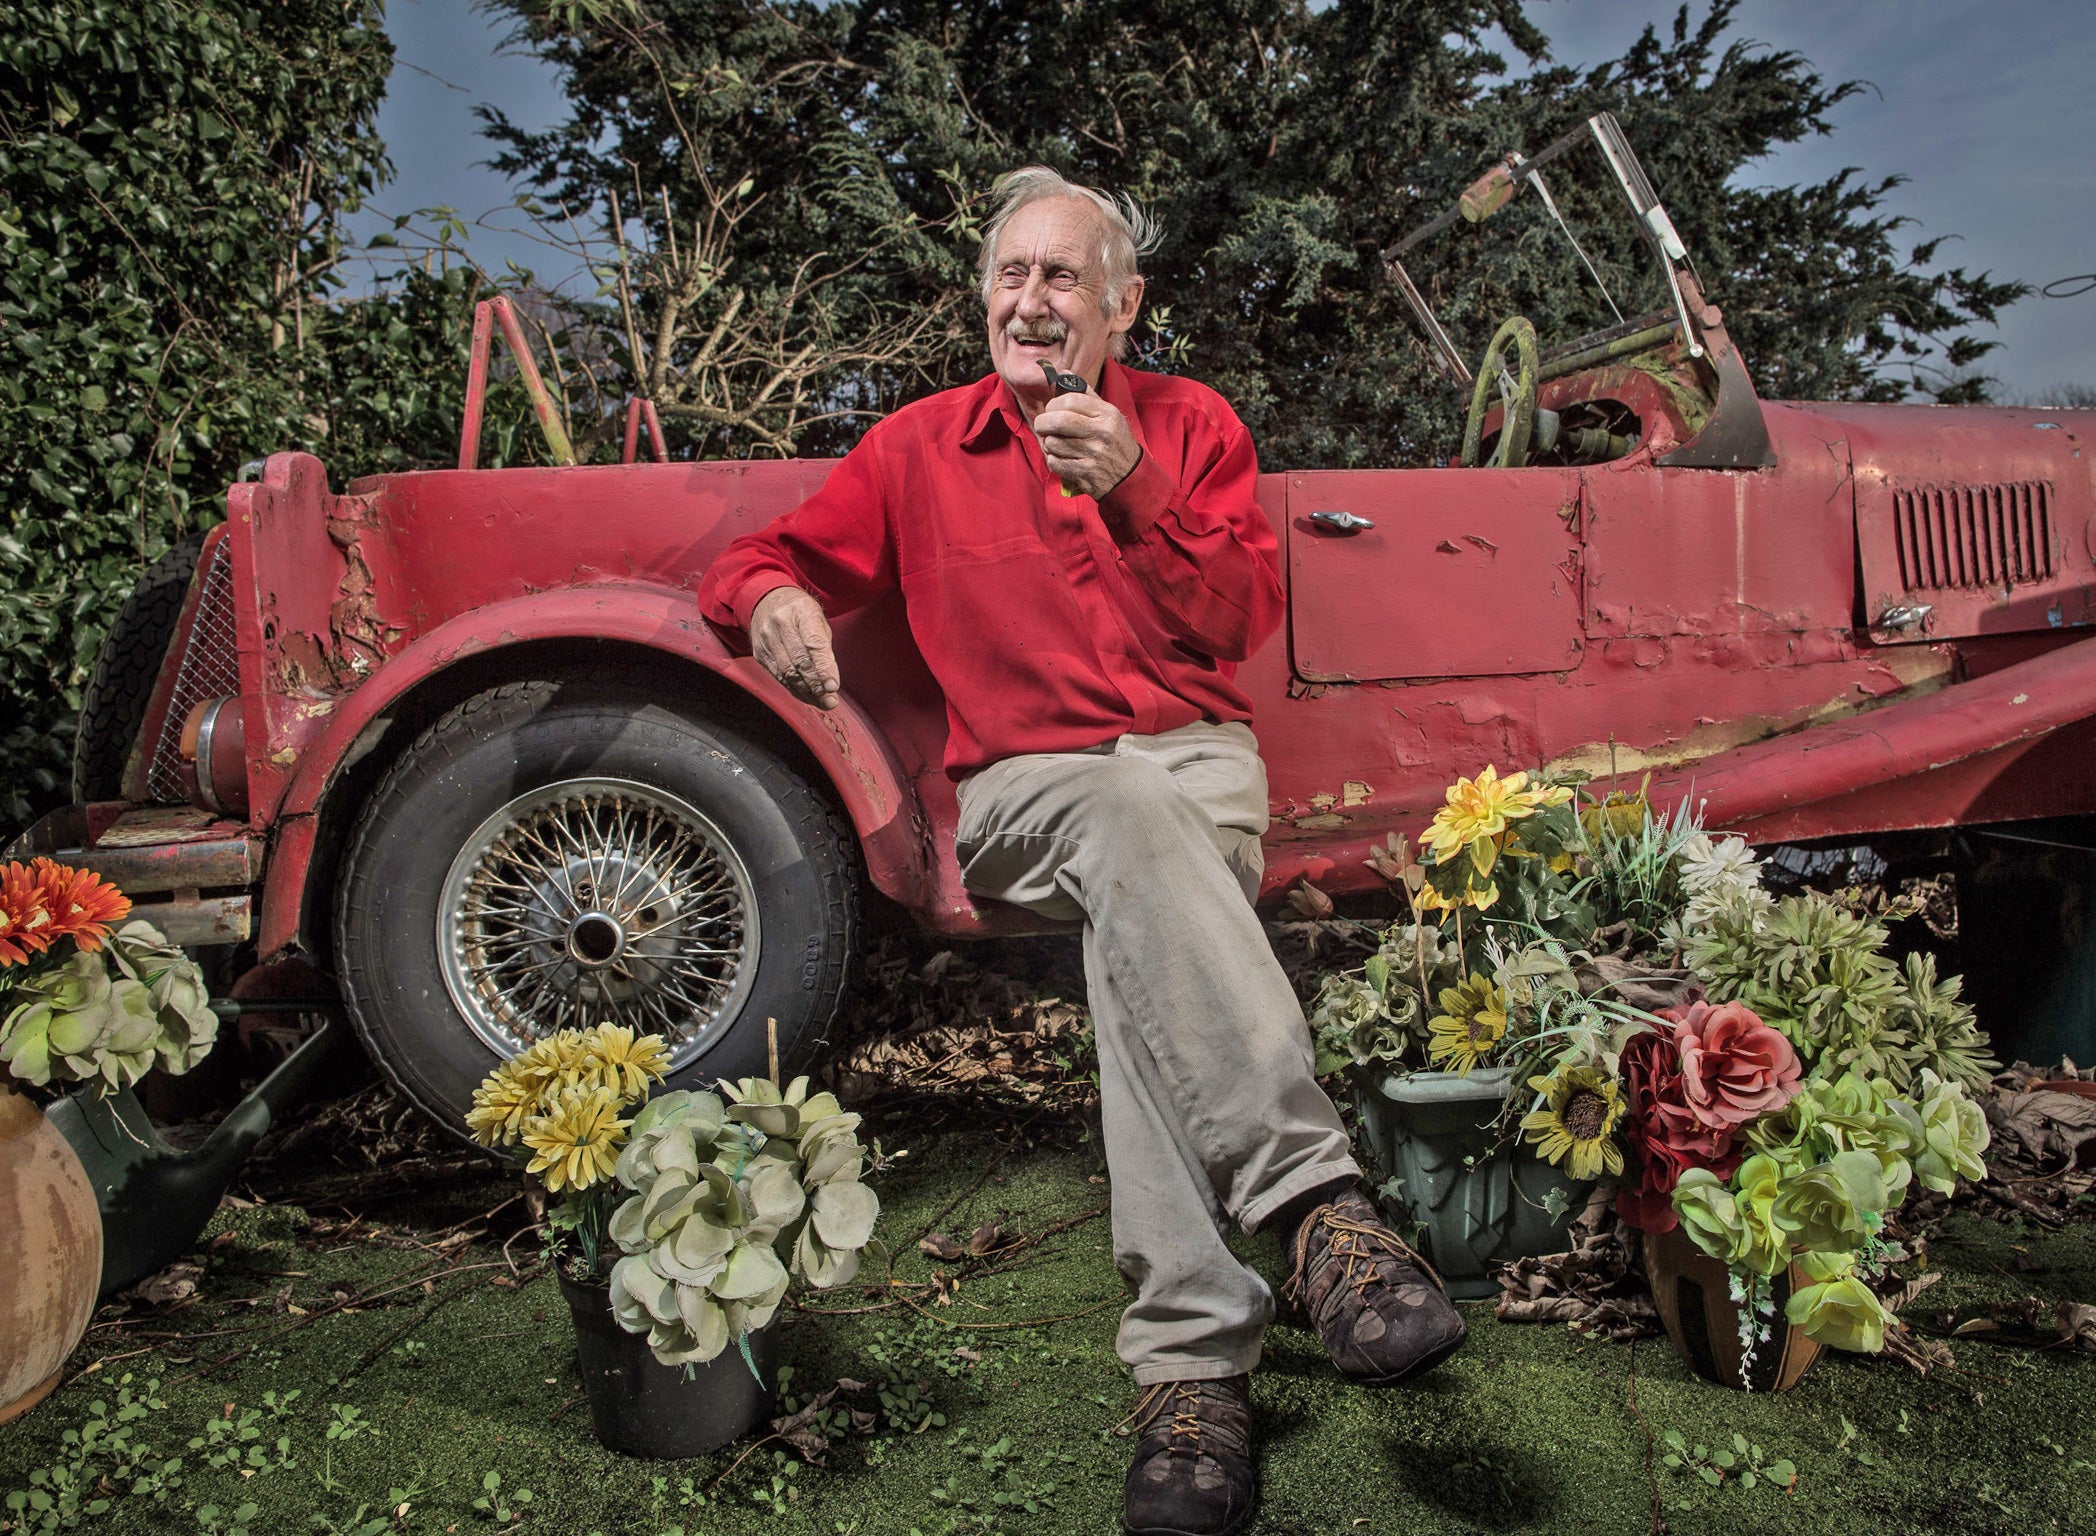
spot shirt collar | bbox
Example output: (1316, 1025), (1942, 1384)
(957, 359), (1145, 453)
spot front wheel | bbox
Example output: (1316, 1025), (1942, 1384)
(335, 680), (861, 1140)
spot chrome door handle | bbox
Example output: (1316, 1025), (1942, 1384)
(1310, 510), (1376, 534)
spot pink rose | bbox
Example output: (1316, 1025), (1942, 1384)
(1662, 999), (1802, 1131)
(1615, 1028), (1744, 1234)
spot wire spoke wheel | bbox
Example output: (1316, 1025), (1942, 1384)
(338, 682), (858, 1141)
(437, 777), (761, 1070)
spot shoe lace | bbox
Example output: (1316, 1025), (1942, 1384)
(1113, 1381), (1211, 1458)
(1286, 1205), (1446, 1313)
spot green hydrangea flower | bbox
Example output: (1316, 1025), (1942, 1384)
(1674, 1155), (1793, 1276)
(1785, 1257), (1896, 1354)
(1771, 1150), (1886, 1254)
(1910, 1071), (1989, 1194)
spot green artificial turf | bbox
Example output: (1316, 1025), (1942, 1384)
(8, 1122), (2096, 1536)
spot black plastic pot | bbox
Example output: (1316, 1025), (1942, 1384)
(558, 1272), (777, 1458)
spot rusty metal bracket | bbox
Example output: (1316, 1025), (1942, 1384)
(1654, 272), (1777, 469)
(457, 295), (578, 470)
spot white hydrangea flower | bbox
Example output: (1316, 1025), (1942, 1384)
(1678, 833), (1764, 899)
(1664, 882), (1775, 953)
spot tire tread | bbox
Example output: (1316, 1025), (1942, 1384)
(334, 679), (862, 1138)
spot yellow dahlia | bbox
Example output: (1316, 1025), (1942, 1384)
(1521, 1065), (1626, 1180)
(1579, 788), (1650, 844)
(1423, 766), (1569, 876)
(1427, 973), (1508, 1075)
(580, 1023), (672, 1100)
(521, 1084), (631, 1193)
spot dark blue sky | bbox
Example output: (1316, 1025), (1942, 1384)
(348, 0), (2094, 401)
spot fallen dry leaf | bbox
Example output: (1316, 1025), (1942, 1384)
(1984, 1089), (2096, 1169)
(121, 1260), (202, 1308)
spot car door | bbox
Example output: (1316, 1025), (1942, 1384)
(1284, 467), (1585, 682)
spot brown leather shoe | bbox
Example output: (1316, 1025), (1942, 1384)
(1118, 1374), (1255, 1536)
(1287, 1188), (1467, 1385)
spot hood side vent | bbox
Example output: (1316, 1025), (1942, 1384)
(1893, 481), (2053, 592)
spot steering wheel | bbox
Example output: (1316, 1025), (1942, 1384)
(1459, 315), (1541, 468)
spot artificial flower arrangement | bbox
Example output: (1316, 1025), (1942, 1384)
(0, 858), (218, 1093)
(467, 1026), (882, 1367)
(1307, 767), (1996, 1365)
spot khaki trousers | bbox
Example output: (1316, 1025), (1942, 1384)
(955, 721), (1361, 1384)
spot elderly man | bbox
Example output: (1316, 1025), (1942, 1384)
(696, 168), (1465, 1535)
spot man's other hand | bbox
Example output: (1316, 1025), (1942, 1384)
(749, 586), (842, 710)
(1033, 391), (1141, 499)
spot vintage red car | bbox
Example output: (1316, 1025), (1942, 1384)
(19, 116), (2094, 1135)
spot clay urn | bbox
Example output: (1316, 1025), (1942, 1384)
(0, 1084), (103, 1425)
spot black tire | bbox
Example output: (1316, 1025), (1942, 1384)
(73, 530), (210, 802)
(334, 679), (861, 1141)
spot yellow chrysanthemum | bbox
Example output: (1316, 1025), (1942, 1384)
(509, 1028), (587, 1095)
(1520, 1065), (1625, 1181)
(1426, 973), (1508, 1075)
(521, 1085), (631, 1193)
(464, 1061), (539, 1147)
(579, 1024), (672, 1100)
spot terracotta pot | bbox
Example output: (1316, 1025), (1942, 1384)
(1643, 1222), (1820, 1392)
(0, 1085), (103, 1425)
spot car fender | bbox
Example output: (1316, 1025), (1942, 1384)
(256, 583), (931, 959)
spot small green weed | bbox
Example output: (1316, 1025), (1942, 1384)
(1662, 1429), (1796, 1491)
(471, 1469), (534, 1523)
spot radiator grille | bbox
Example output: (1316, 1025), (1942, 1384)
(147, 537), (241, 803)
(1892, 481), (2054, 592)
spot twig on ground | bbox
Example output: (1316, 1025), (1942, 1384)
(60, 1347), (157, 1391)
(1625, 1339), (1667, 1536)
(343, 1264), (544, 1381)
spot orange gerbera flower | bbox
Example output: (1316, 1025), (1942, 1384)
(32, 858), (130, 952)
(0, 861), (53, 966)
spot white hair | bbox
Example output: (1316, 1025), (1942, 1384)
(977, 166), (1162, 356)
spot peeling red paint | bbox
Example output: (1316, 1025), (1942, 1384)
(132, 379), (2096, 955)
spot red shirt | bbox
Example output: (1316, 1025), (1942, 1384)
(697, 361), (1284, 779)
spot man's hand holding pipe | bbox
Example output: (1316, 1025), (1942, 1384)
(749, 585), (842, 710)
(1033, 390), (1142, 500)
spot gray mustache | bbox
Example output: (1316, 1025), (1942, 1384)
(1004, 320), (1068, 343)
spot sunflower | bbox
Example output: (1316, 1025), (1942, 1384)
(0, 861), (53, 967)
(32, 858), (130, 952)
(580, 1023), (672, 1099)
(521, 1084), (631, 1193)
(1427, 973), (1508, 1075)
(464, 1061), (540, 1147)
(1521, 1065), (1626, 1180)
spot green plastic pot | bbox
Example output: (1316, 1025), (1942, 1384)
(48, 1018), (344, 1298)
(1352, 1065), (1587, 1299)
